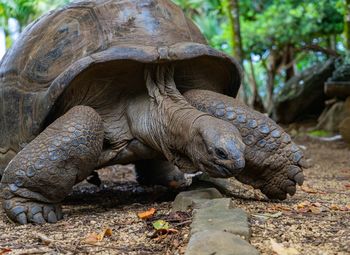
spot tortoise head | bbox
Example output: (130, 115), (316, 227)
(187, 116), (246, 178)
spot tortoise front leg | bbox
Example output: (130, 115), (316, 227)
(0, 106), (103, 224)
(184, 89), (306, 200)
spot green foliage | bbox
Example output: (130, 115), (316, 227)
(307, 130), (332, 137)
(172, 0), (231, 54)
(173, 0), (345, 108)
(0, 0), (69, 47)
(0, 0), (347, 108)
(240, 0), (343, 55)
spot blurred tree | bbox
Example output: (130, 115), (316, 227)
(240, 0), (343, 111)
(222, 0), (243, 64)
(0, 0), (346, 113)
(345, 0), (350, 50)
(0, 0), (69, 48)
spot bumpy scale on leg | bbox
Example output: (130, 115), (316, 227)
(184, 90), (306, 200)
(0, 106), (103, 224)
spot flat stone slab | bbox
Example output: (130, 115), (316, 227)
(172, 188), (223, 212)
(185, 230), (259, 255)
(191, 198), (251, 240)
(191, 174), (233, 195)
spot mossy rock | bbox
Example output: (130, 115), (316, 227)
(339, 117), (350, 144)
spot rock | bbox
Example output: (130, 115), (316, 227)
(191, 173), (233, 195)
(344, 97), (350, 115)
(185, 230), (260, 255)
(316, 101), (346, 132)
(191, 198), (251, 240)
(325, 81), (350, 98)
(325, 60), (350, 98)
(339, 117), (350, 144)
(172, 188), (223, 212)
(273, 58), (335, 124)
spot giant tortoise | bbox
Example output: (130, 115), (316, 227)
(0, 0), (305, 224)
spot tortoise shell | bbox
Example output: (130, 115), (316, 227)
(0, 0), (241, 173)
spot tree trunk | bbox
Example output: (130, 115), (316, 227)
(345, 0), (350, 50)
(263, 51), (282, 113)
(266, 69), (276, 113)
(248, 57), (265, 112)
(230, 0), (243, 65)
(223, 0), (246, 102)
(284, 45), (295, 82)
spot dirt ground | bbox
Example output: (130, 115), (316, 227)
(0, 137), (349, 255)
(232, 136), (350, 255)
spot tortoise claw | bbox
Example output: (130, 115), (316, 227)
(3, 198), (62, 225)
(32, 213), (46, 224)
(16, 212), (28, 225)
(294, 172), (304, 186)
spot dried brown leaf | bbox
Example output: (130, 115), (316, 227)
(295, 201), (327, 214)
(0, 248), (12, 255)
(83, 232), (100, 245)
(36, 232), (54, 245)
(329, 204), (350, 211)
(309, 206), (321, 214)
(296, 201), (311, 209)
(83, 228), (113, 245)
(138, 208), (156, 220)
(270, 239), (299, 255)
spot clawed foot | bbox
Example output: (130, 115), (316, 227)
(237, 162), (305, 200)
(3, 198), (62, 224)
(260, 165), (304, 200)
(236, 141), (306, 200)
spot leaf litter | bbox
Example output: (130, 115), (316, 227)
(230, 138), (350, 254)
(0, 139), (348, 254)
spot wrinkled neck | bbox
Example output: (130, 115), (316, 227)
(126, 93), (207, 163)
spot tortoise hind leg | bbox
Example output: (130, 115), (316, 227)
(0, 106), (103, 224)
(135, 159), (191, 189)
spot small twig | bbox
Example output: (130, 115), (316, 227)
(172, 220), (192, 227)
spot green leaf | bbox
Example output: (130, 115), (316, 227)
(152, 220), (170, 230)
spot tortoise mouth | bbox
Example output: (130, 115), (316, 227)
(200, 160), (244, 178)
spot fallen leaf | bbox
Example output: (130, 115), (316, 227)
(295, 201), (327, 214)
(138, 208), (156, 220)
(150, 220), (179, 239)
(330, 204), (340, 210)
(309, 206), (321, 214)
(166, 228), (179, 234)
(296, 201), (311, 208)
(83, 233), (100, 245)
(83, 228), (113, 245)
(0, 248), (12, 255)
(301, 185), (326, 194)
(36, 232), (54, 245)
(152, 220), (170, 230)
(270, 239), (299, 255)
(329, 204), (350, 211)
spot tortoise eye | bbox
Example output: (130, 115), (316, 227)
(215, 148), (228, 160)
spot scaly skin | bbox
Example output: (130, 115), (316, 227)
(0, 67), (246, 225)
(0, 106), (104, 224)
(184, 89), (306, 200)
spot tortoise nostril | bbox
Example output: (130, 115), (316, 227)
(235, 159), (245, 170)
